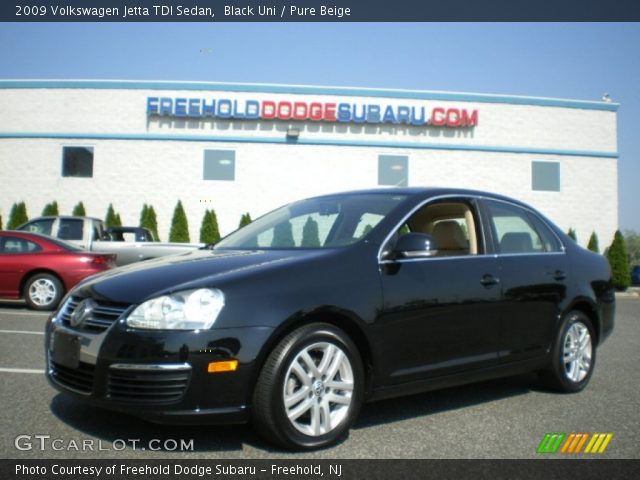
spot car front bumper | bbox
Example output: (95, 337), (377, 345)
(45, 313), (274, 424)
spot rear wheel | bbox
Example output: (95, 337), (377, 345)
(24, 273), (64, 311)
(542, 311), (596, 393)
(252, 323), (364, 450)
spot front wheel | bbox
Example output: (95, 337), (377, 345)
(252, 323), (364, 450)
(542, 311), (596, 393)
(24, 273), (64, 311)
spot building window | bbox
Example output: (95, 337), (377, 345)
(532, 161), (560, 192)
(203, 150), (235, 181)
(378, 155), (408, 187)
(62, 146), (94, 178)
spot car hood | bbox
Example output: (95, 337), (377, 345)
(74, 248), (329, 304)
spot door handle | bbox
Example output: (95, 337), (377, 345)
(480, 274), (500, 287)
(548, 270), (567, 281)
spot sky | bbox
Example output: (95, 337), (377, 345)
(1, 22), (639, 232)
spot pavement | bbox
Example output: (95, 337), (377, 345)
(0, 298), (638, 459)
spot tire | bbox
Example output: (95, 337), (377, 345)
(24, 273), (64, 311)
(252, 323), (364, 450)
(541, 311), (596, 393)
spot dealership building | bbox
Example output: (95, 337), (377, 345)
(0, 80), (619, 244)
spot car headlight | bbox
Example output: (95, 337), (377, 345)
(126, 288), (225, 330)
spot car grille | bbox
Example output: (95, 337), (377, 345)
(107, 365), (191, 405)
(60, 297), (129, 333)
(49, 360), (95, 395)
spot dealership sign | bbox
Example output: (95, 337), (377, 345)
(146, 97), (478, 128)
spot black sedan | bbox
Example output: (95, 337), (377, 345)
(45, 188), (615, 450)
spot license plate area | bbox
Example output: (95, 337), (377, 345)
(52, 331), (80, 369)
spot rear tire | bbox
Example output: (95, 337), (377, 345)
(252, 323), (364, 450)
(24, 273), (64, 311)
(541, 311), (596, 393)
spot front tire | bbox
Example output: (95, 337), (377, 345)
(24, 273), (64, 311)
(542, 311), (596, 393)
(252, 323), (364, 450)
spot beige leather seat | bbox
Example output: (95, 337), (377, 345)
(431, 221), (469, 256)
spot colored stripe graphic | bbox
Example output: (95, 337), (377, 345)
(584, 433), (613, 454)
(537, 433), (566, 453)
(538, 433), (613, 454)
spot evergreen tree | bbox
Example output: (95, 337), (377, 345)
(169, 200), (190, 242)
(105, 204), (120, 228)
(115, 213), (122, 227)
(301, 216), (320, 247)
(271, 221), (295, 247)
(239, 213), (252, 228)
(587, 232), (600, 253)
(72, 201), (86, 216)
(362, 224), (374, 237)
(41, 201), (59, 216)
(139, 204), (159, 241)
(567, 228), (577, 242)
(7, 202), (29, 229)
(0, 213), (3, 230)
(606, 230), (630, 291)
(200, 209), (221, 244)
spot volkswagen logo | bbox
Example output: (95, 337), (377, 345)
(70, 298), (96, 327)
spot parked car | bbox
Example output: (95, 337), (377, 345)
(45, 188), (615, 449)
(17, 216), (201, 266)
(631, 265), (640, 286)
(0, 231), (115, 310)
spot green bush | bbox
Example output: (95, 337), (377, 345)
(0, 213), (3, 230)
(200, 209), (221, 244)
(567, 228), (577, 242)
(271, 221), (295, 247)
(587, 232), (600, 253)
(606, 230), (630, 291)
(72, 201), (86, 216)
(239, 213), (252, 228)
(140, 204), (159, 241)
(169, 200), (190, 242)
(7, 202), (29, 229)
(41, 201), (59, 216)
(105, 204), (122, 228)
(301, 216), (320, 247)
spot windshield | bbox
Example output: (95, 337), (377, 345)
(215, 193), (407, 250)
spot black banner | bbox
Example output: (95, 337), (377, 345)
(3, 0), (640, 22)
(2, 459), (640, 480)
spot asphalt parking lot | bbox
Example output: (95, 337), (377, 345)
(1, 298), (638, 460)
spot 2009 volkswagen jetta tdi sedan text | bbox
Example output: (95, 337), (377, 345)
(45, 188), (615, 449)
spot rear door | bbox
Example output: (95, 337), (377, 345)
(482, 199), (568, 363)
(0, 236), (42, 298)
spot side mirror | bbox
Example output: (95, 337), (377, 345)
(393, 233), (438, 259)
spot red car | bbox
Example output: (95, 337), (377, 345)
(0, 231), (115, 310)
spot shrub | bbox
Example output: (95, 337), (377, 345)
(7, 202), (29, 229)
(41, 201), (59, 216)
(105, 204), (122, 228)
(140, 204), (159, 241)
(0, 213), (3, 230)
(239, 213), (252, 228)
(587, 232), (600, 253)
(606, 230), (630, 291)
(567, 228), (577, 242)
(271, 221), (295, 247)
(200, 209), (221, 244)
(72, 201), (86, 216)
(169, 200), (190, 242)
(301, 216), (320, 247)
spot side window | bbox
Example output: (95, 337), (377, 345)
(527, 212), (563, 253)
(389, 200), (481, 257)
(0, 237), (41, 253)
(486, 201), (547, 254)
(19, 219), (54, 235)
(57, 219), (84, 240)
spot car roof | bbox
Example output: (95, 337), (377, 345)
(311, 187), (531, 208)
